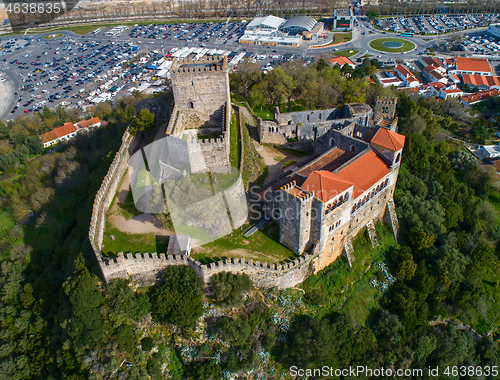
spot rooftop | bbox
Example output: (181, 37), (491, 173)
(371, 127), (405, 151)
(336, 150), (391, 199)
(462, 74), (500, 88)
(328, 56), (355, 67)
(281, 16), (318, 32)
(299, 147), (355, 177)
(455, 57), (491, 73)
(301, 171), (353, 202)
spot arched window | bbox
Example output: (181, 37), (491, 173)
(350, 145), (355, 153)
(189, 101), (194, 109)
(338, 195), (343, 203)
(330, 138), (335, 147)
(319, 113), (322, 120)
(371, 189), (376, 198)
(384, 178), (389, 187)
(344, 192), (349, 201)
(307, 114), (310, 121)
(351, 205), (356, 214)
(395, 152), (401, 163)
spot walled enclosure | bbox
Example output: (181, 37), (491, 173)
(88, 74), (317, 288)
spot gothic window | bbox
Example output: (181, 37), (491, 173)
(330, 138), (335, 147)
(351, 205), (356, 214)
(189, 101), (194, 109)
(350, 145), (355, 153)
(344, 192), (349, 201)
(384, 178), (389, 187)
(395, 152), (401, 163)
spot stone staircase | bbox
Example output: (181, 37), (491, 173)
(384, 198), (399, 240)
(343, 240), (355, 268)
(366, 220), (379, 248)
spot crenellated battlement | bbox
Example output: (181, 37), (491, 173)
(98, 248), (318, 288)
(171, 56), (228, 74)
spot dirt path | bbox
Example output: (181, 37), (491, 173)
(108, 169), (173, 236)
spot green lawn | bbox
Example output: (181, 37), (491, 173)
(252, 104), (274, 121)
(102, 224), (169, 256)
(332, 49), (359, 58)
(229, 113), (240, 168)
(369, 38), (415, 53)
(192, 222), (297, 264)
(336, 32), (352, 43)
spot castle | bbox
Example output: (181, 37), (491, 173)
(88, 57), (402, 288)
(256, 97), (402, 271)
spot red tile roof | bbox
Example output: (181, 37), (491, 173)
(455, 57), (491, 73)
(53, 124), (77, 139)
(40, 130), (58, 145)
(396, 65), (419, 83)
(462, 88), (500, 105)
(302, 171), (353, 202)
(423, 65), (446, 81)
(77, 117), (101, 129)
(442, 88), (463, 94)
(371, 128), (405, 151)
(336, 150), (391, 199)
(462, 74), (500, 87)
(429, 82), (445, 90)
(328, 56), (355, 67)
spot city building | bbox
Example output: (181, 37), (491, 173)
(395, 65), (420, 88)
(333, 9), (353, 31)
(462, 74), (500, 90)
(462, 88), (500, 105)
(39, 118), (102, 148)
(451, 57), (492, 76)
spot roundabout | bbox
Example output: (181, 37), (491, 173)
(43, 33), (63, 40)
(369, 38), (415, 53)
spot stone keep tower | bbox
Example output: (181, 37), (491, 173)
(170, 56), (231, 126)
(374, 97), (397, 121)
(278, 182), (314, 254)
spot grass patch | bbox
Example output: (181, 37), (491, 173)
(193, 222), (297, 264)
(117, 190), (143, 220)
(332, 49), (359, 57)
(252, 104), (274, 121)
(369, 38), (415, 53)
(336, 32), (352, 43)
(102, 224), (169, 256)
(302, 222), (398, 323)
(229, 113), (240, 168)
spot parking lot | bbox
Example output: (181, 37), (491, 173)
(94, 21), (248, 46)
(0, 35), (174, 118)
(376, 14), (499, 35)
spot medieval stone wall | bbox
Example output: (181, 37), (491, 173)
(99, 249), (318, 288)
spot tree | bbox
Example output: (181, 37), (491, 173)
(105, 278), (151, 324)
(130, 109), (155, 136)
(209, 272), (253, 307)
(151, 266), (203, 328)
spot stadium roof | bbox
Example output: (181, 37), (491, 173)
(247, 15), (285, 30)
(281, 16), (318, 32)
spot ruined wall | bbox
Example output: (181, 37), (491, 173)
(257, 118), (287, 144)
(314, 129), (369, 156)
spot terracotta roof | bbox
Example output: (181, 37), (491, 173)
(299, 148), (355, 177)
(53, 124), (77, 139)
(302, 171), (353, 202)
(462, 74), (500, 87)
(328, 56), (355, 67)
(40, 130), (58, 145)
(449, 73), (460, 82)
(77, 117), (101, 129)
(462, 88), (500, 105)
(336, 150), (391, 199)
(429, 82), (445, 90)
(396, 65), (419, 83)
(399, 87), (418, 94)
(455, 57), (491, 73)
(371, 127), (405, 151)
(442, 88), (463, 94)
